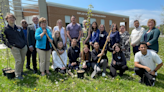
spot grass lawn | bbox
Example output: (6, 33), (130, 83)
(0, 37), (164, 92)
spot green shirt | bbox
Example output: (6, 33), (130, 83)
(140, 27), (160, 52)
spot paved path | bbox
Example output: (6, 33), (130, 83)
(0, 44), (7, 49)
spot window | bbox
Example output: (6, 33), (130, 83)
(90, 18), (96, 24)
(24, 15), (39, 24)
(79, 17), (84, 27)
(65, 15), (71, 26)
(101, 19), (105, 25)
(109, 20), (112, 26)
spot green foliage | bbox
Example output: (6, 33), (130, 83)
(141, 25), (149, 30)
(159, 24), (164, 35)
(86, 4), (94, 29)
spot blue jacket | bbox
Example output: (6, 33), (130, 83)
(89, 29), (100, 43)
(35, 27), (53, 49)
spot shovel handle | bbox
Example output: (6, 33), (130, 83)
(45, 32), (66, 67)
(97, 30), (112, 63)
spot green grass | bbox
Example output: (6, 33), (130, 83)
(0, 37), (164, 92)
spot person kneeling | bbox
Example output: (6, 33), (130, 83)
(91, 42), (108, 77)
(80, 45), (91, 72)
(110, 43), (128, 78)
(52, 41), (67, 74)
(134, 42), (163, 86)
(68, 39), (80, 70)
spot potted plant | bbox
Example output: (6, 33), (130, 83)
(77, 57), (85, 79)
(0, 2), (15, 79)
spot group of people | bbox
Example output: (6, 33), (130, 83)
(1, 13), (163, 86)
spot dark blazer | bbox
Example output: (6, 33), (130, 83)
(140, 27), (160, 52)
(27, 24), (36, 47)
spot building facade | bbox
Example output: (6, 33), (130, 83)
(23, 2), (129, 32)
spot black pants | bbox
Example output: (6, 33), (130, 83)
(133, 46), (139, 55)
(110, 65), (128, 77)
(134, 67), (156, 86)
(26, 48), (37, 71)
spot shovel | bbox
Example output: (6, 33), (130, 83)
(91, 30), (112, 78)
(45, 32), (74, 77)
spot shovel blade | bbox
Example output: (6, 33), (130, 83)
(67, 70), (74, 77)
(91, 70), (97, 78)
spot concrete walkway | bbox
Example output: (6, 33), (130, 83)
(0, 44), (7, 49)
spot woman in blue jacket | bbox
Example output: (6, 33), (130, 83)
(89, 21), (100, 49)
(35, 17), (53, 76)
(140, 19), (160, 53)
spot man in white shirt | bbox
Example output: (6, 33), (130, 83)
(130, 20), (145, 55)
(134, 42), (163, 86)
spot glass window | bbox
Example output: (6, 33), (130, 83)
(79, 17), (84, 27)
(90, 18), (96, 24)
(109, 20), (112, 26)
(101, 19), (105, 25)
(65, 15), (71, 26)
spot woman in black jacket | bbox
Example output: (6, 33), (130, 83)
(110, 43), (128, 77)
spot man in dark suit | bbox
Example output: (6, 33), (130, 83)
(27, 16), (39, 73)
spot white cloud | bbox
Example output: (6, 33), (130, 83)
(109, 9), (162, 27)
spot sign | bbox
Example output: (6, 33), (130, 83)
(77, 12), (106, 18)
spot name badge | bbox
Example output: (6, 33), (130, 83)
(100, 34), (104, 37)
(117, 56), (121, 59)
(75, 50), (78, 52)
(17, 28), (21, 32)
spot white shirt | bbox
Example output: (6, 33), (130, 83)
(134, 50), (162, 75)
(34, 23), (39, 30)
(130, 26), (145, 46)
(53, 26), (66, 45)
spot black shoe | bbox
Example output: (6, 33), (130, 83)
(33, 70), (38, 74)
(139, 78), (144, 84)
(26, 67), (33, 71)
(21, 72), (27, 76)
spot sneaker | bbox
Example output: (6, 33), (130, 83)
(16, 76), (24, 80)
(102, 73), (106, 77)
(51, 65), (54, 70)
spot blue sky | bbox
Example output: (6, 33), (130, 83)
(22, 0), (164, 26)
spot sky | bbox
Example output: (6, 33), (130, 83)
(22, 0), (164, 26)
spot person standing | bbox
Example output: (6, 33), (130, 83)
(130, 20), (145, 55)
(35, 17), (53, 76)
(89, 21), (100, 50)
(1, 13), (27, 79)
(27, 15), (39, 73)
(107, 23), (120, 52)
(82, 20), (90, 48)
(21, 19), (31, 72)
(140, 19), (160, 53)
(134, 42), (163, 86)
(119, 25), (130, 61)
(67, 15), (82, 48)
(53, 19), (67, 49)
(99, 24), (108, 49)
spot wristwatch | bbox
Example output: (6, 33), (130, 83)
(154, 70), (157, 72)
